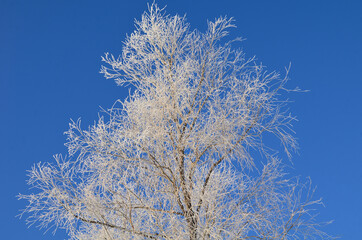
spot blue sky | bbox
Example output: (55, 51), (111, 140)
(1, 0), (361, 239)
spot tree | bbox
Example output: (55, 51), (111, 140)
(20, 4), (331, 240)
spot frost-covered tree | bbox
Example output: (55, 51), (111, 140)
(20, 4), (331, 240)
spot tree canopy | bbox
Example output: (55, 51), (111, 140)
(20, 4), (331, 240)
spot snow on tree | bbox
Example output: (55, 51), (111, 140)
(19, 4), (331, 240)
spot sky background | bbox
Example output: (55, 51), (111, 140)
(1, 0), (361, 239)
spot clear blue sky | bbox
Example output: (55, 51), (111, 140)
(1, 0), (361, 239)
